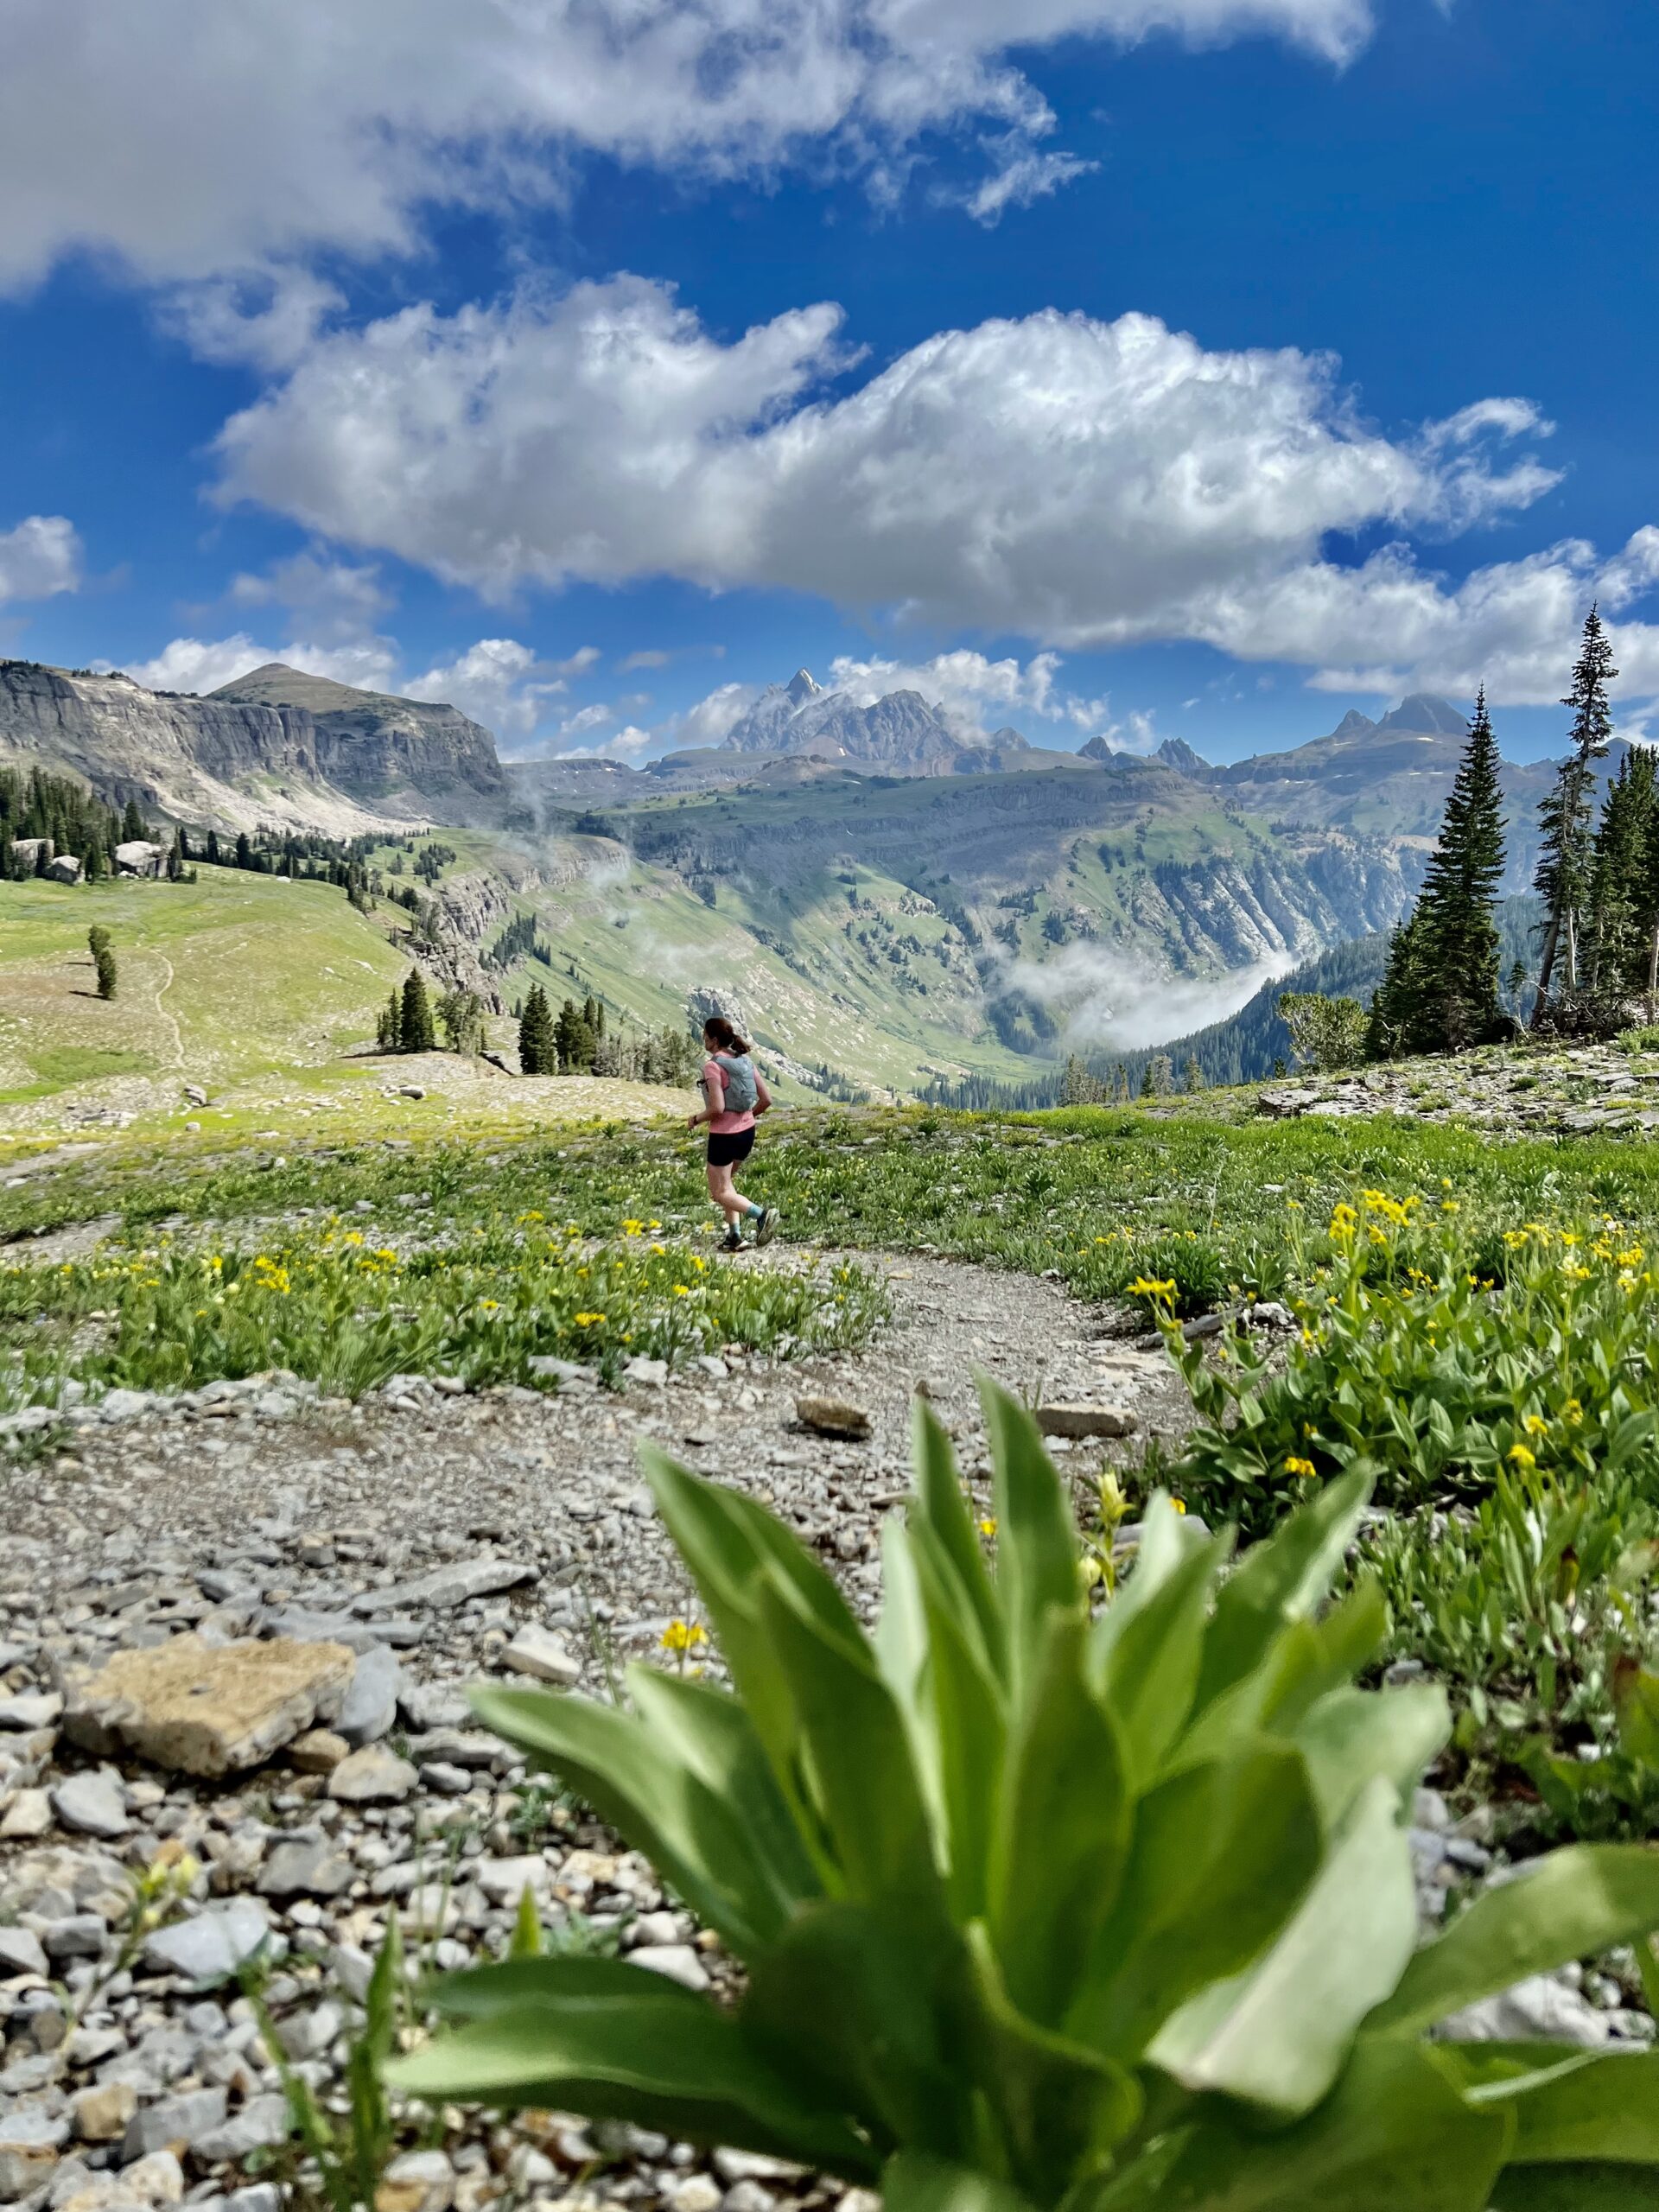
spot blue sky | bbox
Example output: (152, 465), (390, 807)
(3, 0), (1656, 766)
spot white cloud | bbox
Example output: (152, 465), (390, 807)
(619, 648), (671, 671)
(563, 722), (657, 761)
(953, 142), (1100, 226)
(551, 645), (602, 677)
(117, 633), (399, 695)
(0, 0), (1372, 289)
(1004, 941), (1295, 1050)
(823, 647), (1110, 737)
(215, 281), (1614, 700)
(405, 638), (569, 737)
(671, 681), (760, 750)
(0, 515), (83, 603)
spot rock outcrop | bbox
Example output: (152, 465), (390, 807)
(0, 658), (507, 836)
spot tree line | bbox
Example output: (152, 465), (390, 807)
(1369, 607), (1649, 1056)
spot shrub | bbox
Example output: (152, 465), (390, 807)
(393, 1385), (1659, 2209)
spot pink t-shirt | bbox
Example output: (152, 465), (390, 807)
(702, 1058), (758, 1136)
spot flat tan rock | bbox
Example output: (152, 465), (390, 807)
(796, 1394), (873, 1440)
(62, 1635), (355, 1777)
(1035, 1402), (1138, 1440)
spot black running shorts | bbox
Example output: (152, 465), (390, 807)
(707, 1127), (756, 1169)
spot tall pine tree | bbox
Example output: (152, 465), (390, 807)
(399, 969), (435, 1053)
(1534, 605), (1618, 1020)
(1415, 686), (1507, 1051)
(1364, 910), (1429, 1061)
(518, 984), (556, 1074)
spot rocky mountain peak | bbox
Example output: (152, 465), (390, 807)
(1329, 709), (1378, 741)
(785, 668), (822, 707)
(1155, 736), (1211, 777)
(1376, 694), (1467, 738)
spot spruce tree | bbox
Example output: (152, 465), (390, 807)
(399, 969), (435, 1053)
(1415, 686), (1507, 1051)
(518, 984), (556, 1074)
(1534, 605), (1618, 1019)
(207, 829), (221, 866)
(376, 991), (401, 1053)
(94, 944), (118, 1000)
(122, 798), (145, 842)
(1365, 911), (1429, 1061)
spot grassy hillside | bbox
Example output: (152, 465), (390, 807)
(0, 867), (679, 1134)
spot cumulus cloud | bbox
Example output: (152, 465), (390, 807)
(211, 280), (1630, 700)
(404, 636), (569, 737)
(117, 633), (399, 696)
(0, 0), (1372, 289)
(0, 515), (83, 603)
(823, 647), (1110, 737)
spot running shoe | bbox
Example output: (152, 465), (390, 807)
(721, 1226), (744, 1254)
(754, 1206), (781, 1247)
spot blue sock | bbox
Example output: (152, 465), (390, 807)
(745, 1201), (763, 1219)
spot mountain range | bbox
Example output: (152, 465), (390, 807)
(0, 652), (1630, 1090)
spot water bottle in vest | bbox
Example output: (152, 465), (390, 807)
(714, 1052), (758, 1115)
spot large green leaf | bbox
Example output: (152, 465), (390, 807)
(1067, 1740), (1322, 2063)
(1092, 1529), (1230, 1789)
(1491, 2167), (1659, 2209)
(1147, 1775), (1418, 2116)
(642, 1447), (868, 1771)
(1477, 2047), (1659, 2164)
(1374, 1847), (1659, 2036)
(741, 1899), (972, 2158)
(1194, 1468), (1373, 1713)
(757, 1567), (942, 1905)
(880, 2151), (1038, 2212)
(988, 1610), (1131, 2028)
(912, 1399), (1007, 1680)
(908, 1516), (1009, 1923)
(1291, 1681), (1451, 1829)
(1156, 2037), (1514, 2211)
(980, 1382), (1083, 1712)
(627, 1667), (824, 1928)
(468, 1683), (791, 1954)
(391, 1955), (874, 2176)
(959, 1925), (1142, 2206)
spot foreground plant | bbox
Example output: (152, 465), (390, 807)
(392, 1382), (1659, 2209)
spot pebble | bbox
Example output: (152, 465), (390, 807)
(499, 1624), (581, 1686)
(794, 1395), (872, 1440)
(629, 1943), (712, 1993)
(52, 1772), (130, 1839)
(141, 1902), (270, 1983)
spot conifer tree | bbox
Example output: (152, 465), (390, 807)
(399, 969), (435, 1053)
(1183, 1055), (1204, 1094)
(207, 829), (221, 866)
(1364, 911), (1429, 1061)
(121, 798), (145, 842)
(518, 984), (556, 1074)
(376, 991), (401, 1053)
(1415, 686), (1507, 1051)
(235, 831), (251, 870)
(94, 944), (118, 1000)
(1535, 606), (1618, 1019)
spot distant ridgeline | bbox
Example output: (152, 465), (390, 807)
(923, 899), (1543, 1109)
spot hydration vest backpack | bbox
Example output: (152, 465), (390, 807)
(713, 1052), (759, 1115)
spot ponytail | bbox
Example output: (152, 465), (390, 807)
(702, 1014), (751, 1056)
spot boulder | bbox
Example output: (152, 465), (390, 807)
(45, 854), (83, 885)
(62, 1634), (355, 1777)
(500, 1624), (580, 1686)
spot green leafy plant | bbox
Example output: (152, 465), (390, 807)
(1153, 1198), (1659, 1536)
(391, 1382), (1659, 2209)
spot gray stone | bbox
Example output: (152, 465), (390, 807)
(327, 1745), (417, 1803)
(0, 1926), (48, 1978)
(141, 1902), (270, 1984)
(258, 1840), (353, 1899)
(62, 1635), (354, 1777)
(52, 1772), (129, 1838)
(122, 2089), (226, 2164)
(336, 1645), (401, 1745)
(42, 1914), (107, 1959)
(525, 1357), (588, 1385)
(188, 2095), (289, 2164)
(352, 1559), (535, 1616)
(624, 1357), (669, 1388)
(398, 1683), (470, 1732)
(1439, 1972), (1611, 2049)
(0, 2105), (67, 2200)
(226, 2184), (281, 2212)
(0, 1693), (62, 1730)
(499, 1624), (579, 1687)
(629, 1943), (711, 1993)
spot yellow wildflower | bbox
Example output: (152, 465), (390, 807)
(1509, 1443), (1536, 1470)
(574, 1311), (604, 1326)
(659, 1620), (708, 1652)
(977, 1517), (998, 1539)
(1284, 1455), (1317, 1478)
(1523, 1413), (1548, 1438)
(1128, 1275), (1177, 1300)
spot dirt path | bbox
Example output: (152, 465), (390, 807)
(152, 951), (186, 1070)
(13, 1256), (1192, 1629)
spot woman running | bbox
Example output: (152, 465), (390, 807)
(688, 1016), (779, 1253)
